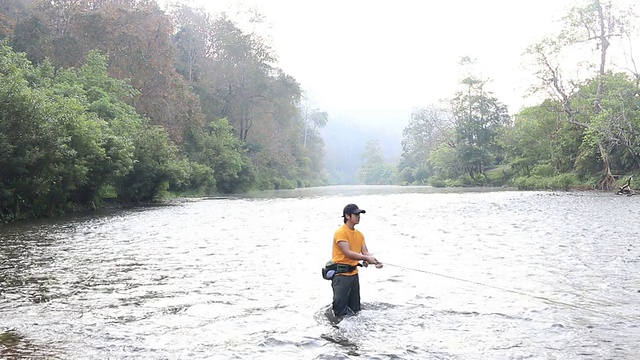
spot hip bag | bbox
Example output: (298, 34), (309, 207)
(321, 261), (361, 280)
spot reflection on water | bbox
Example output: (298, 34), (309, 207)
(0, 330), (42, 359)
(238, 184), (512, 198)
(1, 186), (639, 359)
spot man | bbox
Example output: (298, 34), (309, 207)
(330, 203), (381, 318)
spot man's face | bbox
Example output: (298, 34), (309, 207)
(348, 212), (361, 225)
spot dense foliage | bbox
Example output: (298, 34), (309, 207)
(0, 0), (327, 222)
(396, 0), (640, 191)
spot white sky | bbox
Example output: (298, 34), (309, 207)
(170, 0), (636, 133)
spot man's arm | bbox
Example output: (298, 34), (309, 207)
(363, 244), (384, 268)
(361, 244), (380, 264)
(337, 241), (377, 264)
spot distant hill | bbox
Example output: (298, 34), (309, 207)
(320, 115), (404, 184)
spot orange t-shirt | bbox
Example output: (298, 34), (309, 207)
(332, 224), (365, 276)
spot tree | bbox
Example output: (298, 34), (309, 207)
(4, 0), (328, 204)
(357, 139), (396, 185)
(398, 106), (453, 184)
(12, 0), (205, 144)
(573, 72), (640, 174)
(450, 73), (511, 180)
(526, 0), (637, 189)
(300, 97), (328, 148)
(202, 14), (275, 142)
(0, 0), (29, 40)
(502, 101), (582, 177)
(188, 118), (253, 193)
(170, 4), (210, 83)
(0, 45), (111, 219)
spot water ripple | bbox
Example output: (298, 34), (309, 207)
(1, 187), (639, 359)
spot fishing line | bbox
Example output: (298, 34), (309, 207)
(381, 262), (628, 318)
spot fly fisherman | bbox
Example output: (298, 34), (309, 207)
(330, 203), (382, 319)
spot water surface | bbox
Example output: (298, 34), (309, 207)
(1, 186), (639, 359)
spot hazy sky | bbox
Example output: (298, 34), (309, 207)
(167, 0), (636, 144)
(259, 0), (568, 117)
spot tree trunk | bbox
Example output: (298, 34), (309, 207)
(598, 142), (615, 190)
(593, 0), (614, 190)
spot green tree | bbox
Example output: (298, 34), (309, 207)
(116, 124), (181, 203)
(526, 0), (637, 189)
(0, 44), (109, 219)
(571, 72), (640, 175)
(450, 73), (510, 180)
(55, 50), (139, 205)
(398, 106), (453, 184)
(188, 118), (254, 193)
(502, 101), (581, 177)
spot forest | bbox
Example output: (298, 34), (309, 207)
(364, 0), (640, 193)
(1, 0), (639, 223)
(0, 0), (328, 222)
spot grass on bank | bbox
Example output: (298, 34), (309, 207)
(425, 164), (639, 191)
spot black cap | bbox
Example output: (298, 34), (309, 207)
(343, 203), (366, 216)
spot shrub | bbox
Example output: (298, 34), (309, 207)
(531, 164), (555, 177)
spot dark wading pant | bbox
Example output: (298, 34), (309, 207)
(331, 274), (361, 317)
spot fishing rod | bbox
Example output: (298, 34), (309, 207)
(377, 262), (630, 318)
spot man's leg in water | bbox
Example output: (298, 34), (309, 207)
(347, 274), (361, 313)
(332, 275), (357, 317)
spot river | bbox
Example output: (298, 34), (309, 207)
(1, 186), (639, 359)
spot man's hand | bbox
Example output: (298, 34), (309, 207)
(367, 256), (383, 268)
(365, 255), (378, 265)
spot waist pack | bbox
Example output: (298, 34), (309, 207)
(321, 261), (361, 280)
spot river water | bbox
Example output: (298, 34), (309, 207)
(1, 186), (639, 359)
